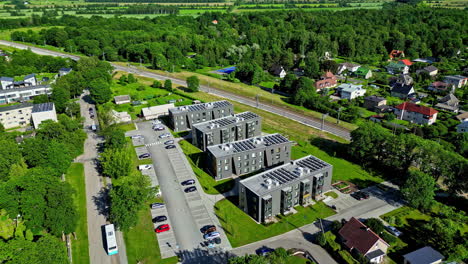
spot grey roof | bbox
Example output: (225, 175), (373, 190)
(240, 155), (332, 196)
(340, 62), (360, 68)
(114, 95), (131, 102)
(59, 68), (72, 72)
(365, 249), (386, 260)
(365, 95), (386, 102)
(403, 246), (444, 264)
(438, 94), (459, 105)
(193, 111), (259, 132)
(0, 102), (33, 112)
(207, 133), (291, 158)
(0, 77), (14, 82)
(32, 102), (54, 113)
(423, 65), (437, 72)
(24, 73), (36, 79)
(170, 100), (232, 114)
(391, 83), (414, 95)
(445, 75), (467, 81)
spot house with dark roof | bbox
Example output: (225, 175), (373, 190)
(457, 121), (468, 133)
(435, 94), (459, 113)
(338, 217), (389, 263)
(0, 77), (14, 90)
(403, 246), (444, 264)
(23, 73), (37, 86)
(31, 102), (57, 129)
(428, 81), (449, 93)
(364, 96), (387, 111)
(395, 74), (413, 86)
(394, 102), (438, 125)
(417, 65), (438, 76)
(314, 71), (337, 90)
(59, 68), (72, 77)
(270, 65), (286, 78)
(391, 83), (415, 99)
(354, 67), (372, 79)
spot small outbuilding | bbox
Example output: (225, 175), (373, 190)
(403, 246), (444, 264)
(114, 95), (131, 105)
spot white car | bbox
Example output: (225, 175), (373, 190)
(138, 164), (152, 171)
(131, 135), (143, 139)
(159, 133), (170, 139)
(152, 120), (161, 125)
(386, 226), (402, 237)
(203, 232), (220, 240)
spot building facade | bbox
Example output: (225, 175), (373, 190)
(169, 100), (234, 132)
(31, 102), (58, 129)
(0, 103), (33, 129)
(206, 133), (293, 180)
(394, 102), (438, 125)
(364, 96), (387, 111)
(444, 75), (467, 89)
(0, 85), (52, 104)
(338, 84), (366, 100)
(239, 155), (333, 223)
(192, 111), (262, 151)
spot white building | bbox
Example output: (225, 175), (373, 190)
(114, 95), (131, 105)
(23, 74), (37, 86)
(444, 75), (467, 89)
(111, 109), (131, 123)
(31, 102), (57, 129)
(338, 83), (366, 100)
(0, 103), (33, 129)
(394, 102), (438, 125)
(0, 85), (52, 104)
(142, 103), (175, 120)
(0, 77), (14, 90)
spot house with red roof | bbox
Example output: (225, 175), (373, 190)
(399, 59), (413, 67)
(338, 217), (389, 263)
(314, 71), (337, 90)
(394, 102), (438, 125)
(389, 50), (405, 60)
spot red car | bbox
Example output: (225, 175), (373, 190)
(155, 224), (170, 233)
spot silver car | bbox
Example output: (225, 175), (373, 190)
(159, 133), (170, 139)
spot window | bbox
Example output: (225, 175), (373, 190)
(252, 159), (256, 165)
(181, 121), (184, 125)
(237, 156), (241, 161)
(224, 165), (229, 171)
(252, 153), (256, 158)
(244, 168), (248, 173)
(275, 154), (280, 159)
(276, 148), (280, 153)
(225, 159), (228, 164)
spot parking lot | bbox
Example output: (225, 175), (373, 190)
(150, 205), (178, 258)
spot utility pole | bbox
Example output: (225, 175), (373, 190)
(139, 58), (142, 67)
(321, 113), (328, 131)
(337, 107), (343, 124)
(256, 94), (259, 108)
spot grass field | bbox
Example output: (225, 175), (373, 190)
(324, 191), (338, 199)
(65, 163), (90, 264)
(215, 197), (335, 247)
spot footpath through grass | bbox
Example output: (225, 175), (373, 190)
(215, 197), (335, 247)
(65, 163), (90, 264)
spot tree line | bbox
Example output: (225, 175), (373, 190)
(0, 49), (72, 77)
(75, 5), (180, 15)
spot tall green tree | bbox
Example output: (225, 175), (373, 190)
(164, 79), (173, 91)
(0, 137), (23, 182)
(89, 79), (112, 104)
(186, 75), (200, 92)
(51, 86), (70, 113)
(401, 170), (436, 211)
(99, 148), (133, 179)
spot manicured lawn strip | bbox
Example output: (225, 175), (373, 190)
(215, 198), (335, 247)
(123, 207), (178, 264)
(65, 163), (90, 264)
(117, 123), (135, 132)
(287, 255), (313, 264)
(380, 206), (431, 226)
(324, 191), (338, 199)
(127, 138), (153, 165)
(178, 140), (235, 195)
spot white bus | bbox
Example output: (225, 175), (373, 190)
(104, 224), (118, 256)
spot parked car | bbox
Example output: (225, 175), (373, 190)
(152, 215), (167, 223)
(200, 225), (216, 234)
(164, 140), (174, 145)
(155, 224), (170, 233)
(153, 125), (164, 131)
(139, 153), (151, 159)
(159, 133), (170, 139)
(351, 191), (369, 201)
(213, 237), (221, 244)
(152, 120), (161, 125)
(138, 164), (152, 171)
(386, 226), (402, 237)
(165, 145), (176, 149)
(203, 231), (220, 240)
(256, 247), (274, 256)
(150, 203), (165, 209)
(181, 179), (195, 186)
(184, 186), (197, 193)
(131, 135), (143, 139)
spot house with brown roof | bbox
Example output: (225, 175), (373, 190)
(338, 217), (389, 263)
(314, 71), (337, 90)
(435, 94), (459, 113)
(428, 81), (449, 93)
(417, 65), (438, 77)
(389, 50), (405, 60)
(394, 102), (438, 125)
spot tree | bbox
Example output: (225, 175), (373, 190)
(278, 73), (297, 93)
(103, 127), (126, 149)
(89, 79), (112, 104)
(99, 148), (133, 179)
(164, 79), (173, 92)
(316, 232), (326, 246)
(50, 86), (70, 113)
(127, 74), (137, 83)
(0, 123), (4, 133)
(64, 101), (80, 118)
(186, 75), (200, 92)
(152, 80), (162, 88)
(0, 138), (23, 182)
(304, 51), (320, 78)
(118, 74), (127, 85)
(401, 170), (436, 211)
(365, 218), (385, 234)
(45, 141), (72, 177)
(32, 94), (49, 104)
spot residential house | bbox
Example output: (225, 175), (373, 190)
(444, 75), (468, 89)
(338, 217), (389, 263)
(142, 103), (175, 120)
(192, 111), (262, 151)
(0, 85), (52, 104)
(389, 50), (405, 60)
(23, 74), (37, 86)
(428, 81), (449, 93)
(337, 84), (366, 100)
(391, 83), (415, 99)
(435, 94), (459, 113)
(354, 67), (373, 79)
(111, 109), (131, 123)
(31, 102), (57, 129)
(239, 155), (333, 223)
(456, 121), (468, 133)
(0, 77), (14, 90)
(59, 68), (72, 77)
(270, 65), (286, 78)
(169, 100), (234, 132)
(314, 71), (337, 90)
(417, 65), (438, 76)
(394, 102), (438, 125)
(403, 246), (444, 264)
(455, 112), (468, 122)
(0, 103), (33, 129)
(386, 62), (409, 74)
(364, 96), (387, 111)
(399, 59), (413, 67)
(206, 133), (293, 180)
(114, 95), (131, 105)
(395, 74), (413, 86)
(337, 62), (361, 75)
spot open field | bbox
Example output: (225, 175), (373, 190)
(65, 163), (90, 264)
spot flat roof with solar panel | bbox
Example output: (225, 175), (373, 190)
(240, 155), (332, 196)
(193, 111), (260, 133)
(207, 133), (291, 157)
(169, 100), (232, 114)
(32, 102), (54, 113)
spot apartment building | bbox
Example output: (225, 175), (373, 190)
(31, 102), (57, 129)
(192, 111), (262, 151)
(394, 102), (438, 125)
(0, 103), (33, 129)
(239, 155), (333, 223)
(0, 85), (52, 105)
(168, 100), (234, 132)
(206, 133), (293, 180)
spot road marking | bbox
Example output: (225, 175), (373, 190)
(145, 142), (162, 146)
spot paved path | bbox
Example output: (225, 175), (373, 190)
(0, 40), (352, 140)
(77, 92), (127, 264)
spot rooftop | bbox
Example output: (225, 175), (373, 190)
(32, 102), (54, 113)
(403, 246), (444, 264)
(395, 102), (438, 116)
(0, 77), (14, 82)
(24, 73), (36, 79)
(240, 155), (332, 196)
(207, 133), (291, 157)
(193, 111), (260, 132)
(59, 68), (72, 72)
(399, 59), (413, 66)
(114, 95), (131, 102)
(365, 95), (386, 102)
(0, 102), (33, 112)
(338, 217), (389, 255)
(0, 84), (51, 95)
(423, 65), (438, 72)
(445, 75), (467, 81)
(338, 83), (364, 93)
(170, 100), (232, 114)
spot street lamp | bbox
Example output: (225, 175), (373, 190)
(321, 113), (329, 131)
(337, 107), (343, 124)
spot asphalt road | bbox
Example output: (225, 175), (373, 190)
(0, 40), (352, 140)
(77, 92), (127, 264)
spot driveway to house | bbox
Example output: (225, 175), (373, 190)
(0, 40), (352, 140)
(76, 91), (127, 264)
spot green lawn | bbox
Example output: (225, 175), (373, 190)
(287, 255), (314, 264)
(127, 138), (153, 165)
(178, 140), (235, 195)
(117, 123), (135, 132)
(215, 197), (335, 247)
(381, 206), (431, 226)
(324, 191), (338, 199)
(65, 163), (90, 264)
